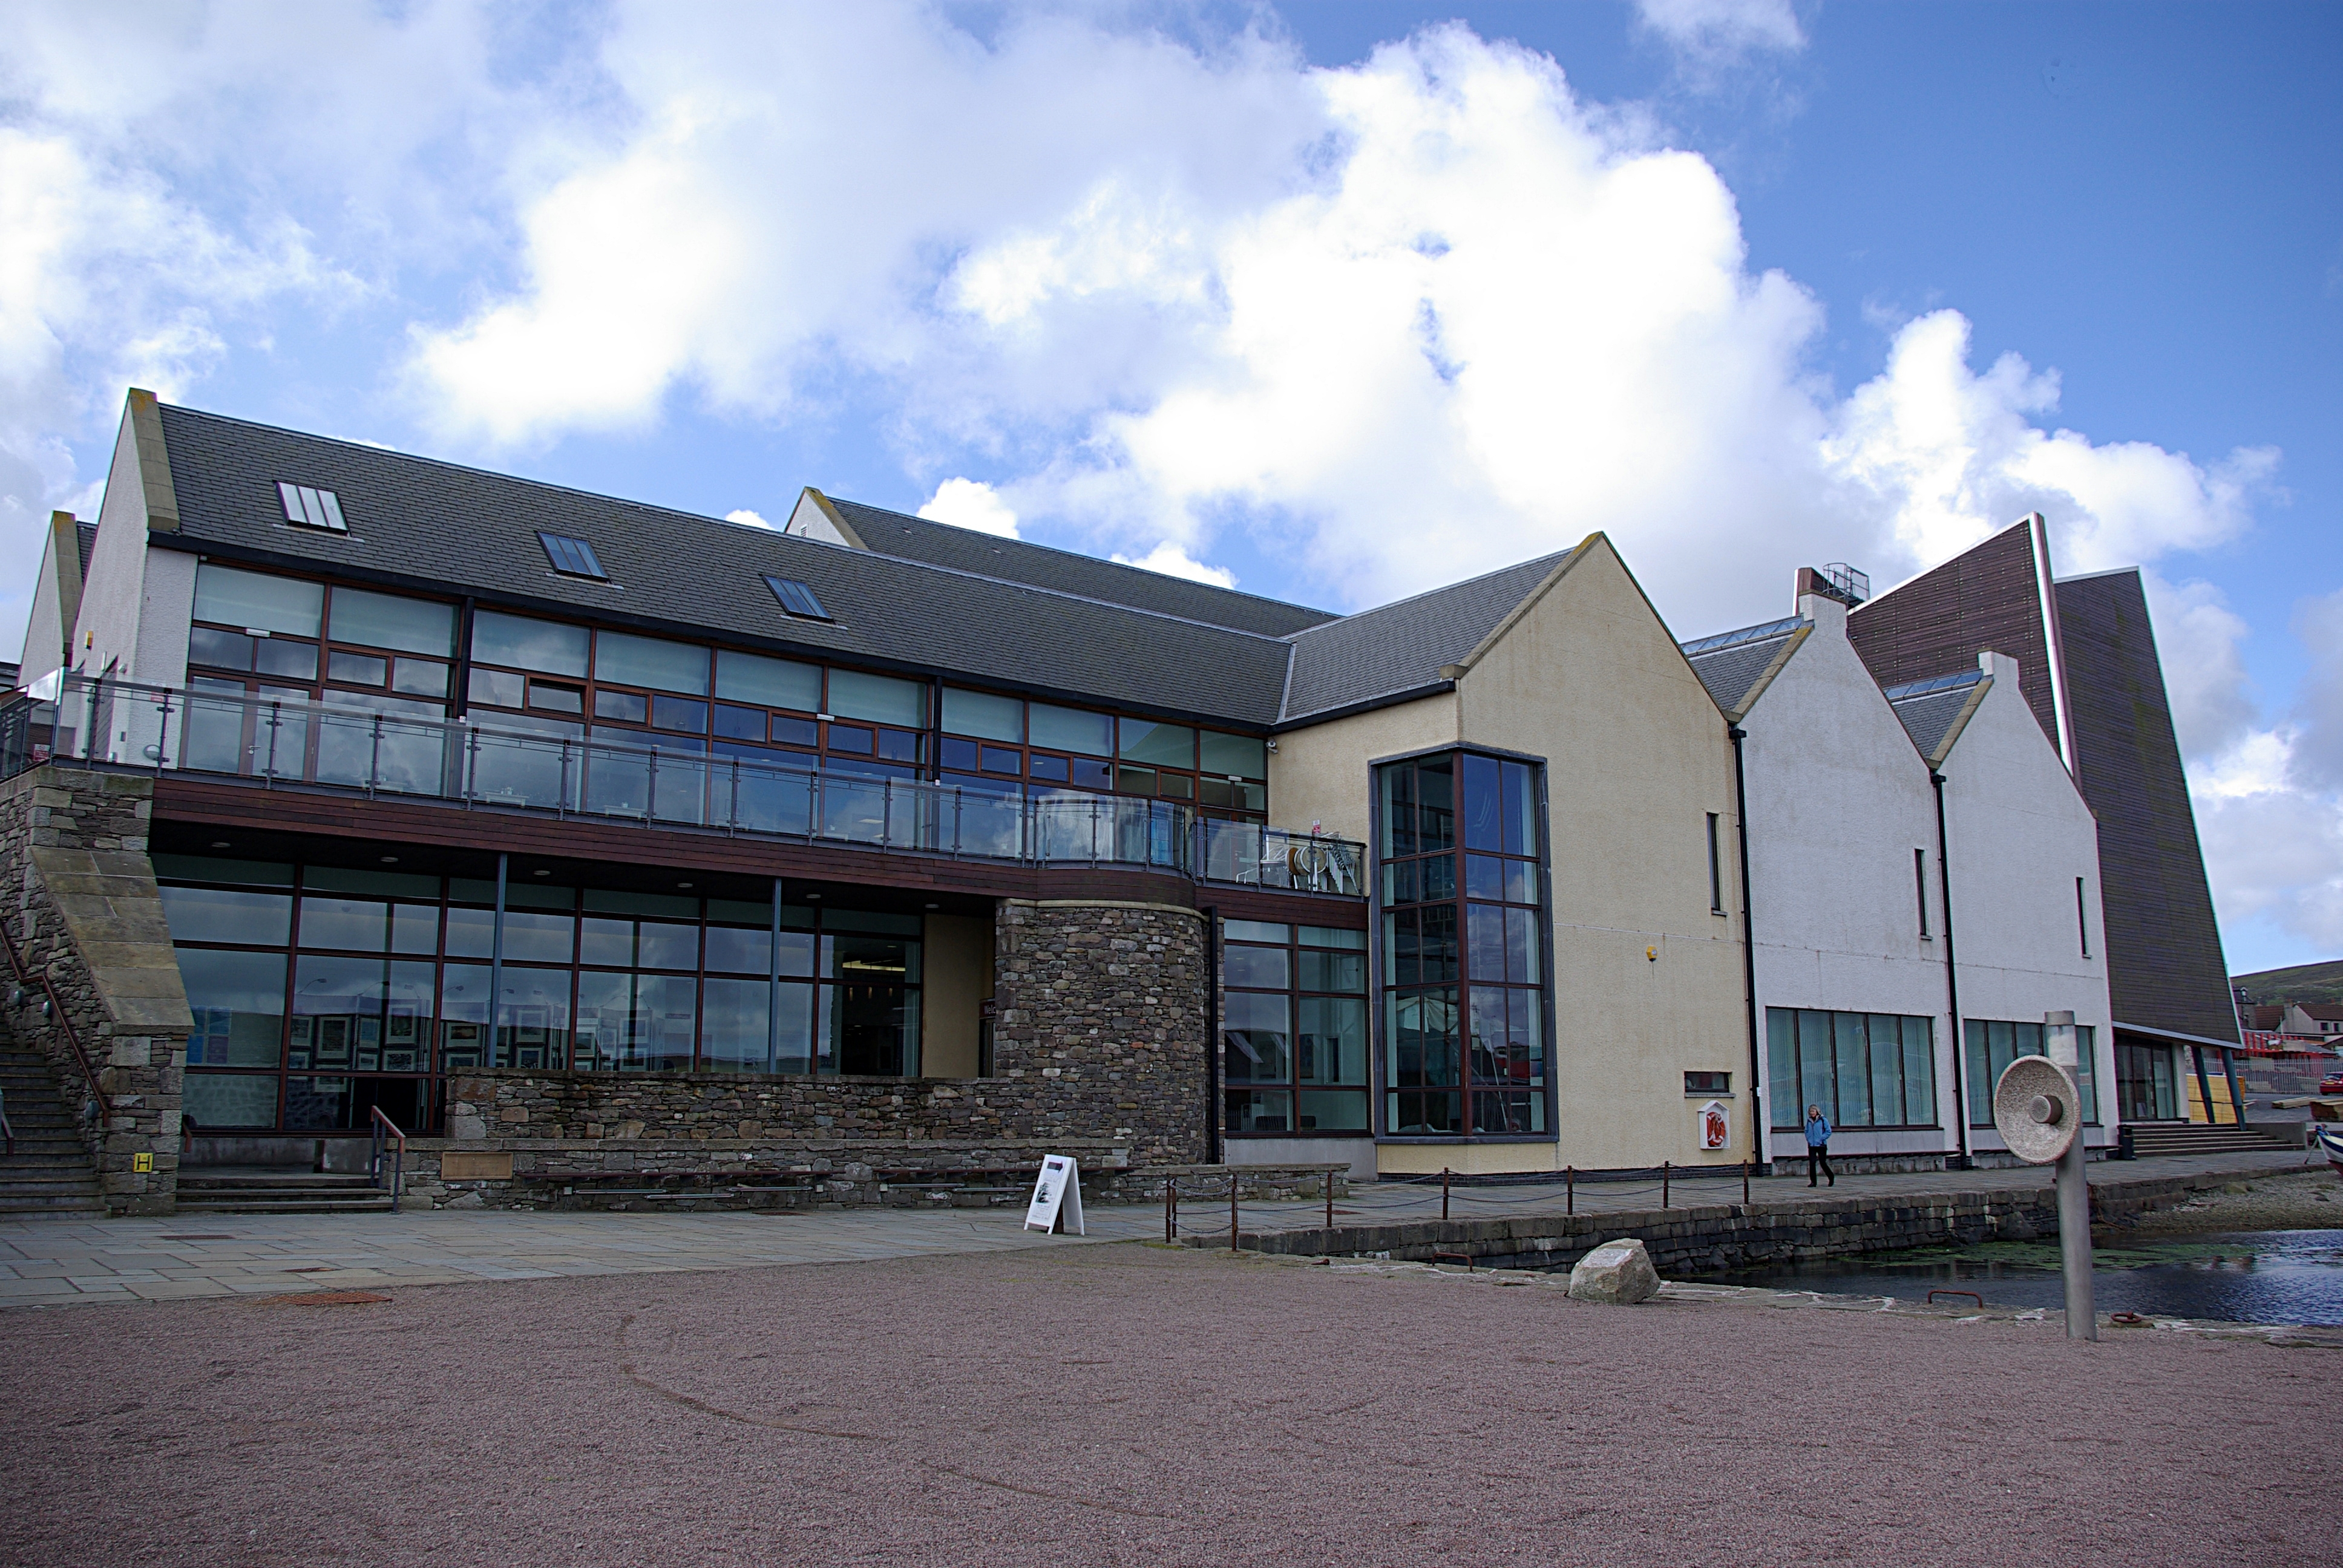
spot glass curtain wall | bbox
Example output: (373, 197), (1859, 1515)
(179, 563), (1273, 828)
(1765, 1008), (1937, 1130)
(1965, 1019), (2099, 1126)
(162, 854), (925, 1135)
(1376, 751), (1550, 1138)
(1221, 920), (1369, 1135)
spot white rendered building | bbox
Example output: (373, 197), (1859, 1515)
(1685, 574), (2115, 1171)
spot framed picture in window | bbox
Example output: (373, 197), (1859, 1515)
(315, 1015), (351, 1067)
(387, 1005), (419, 1047)
(382, 1048), (419, 1073)
(439, 1021), (482, 1071)
(356, 1016), (381, 1071)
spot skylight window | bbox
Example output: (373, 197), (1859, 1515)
(539, 532), (607, 580)
(277, 483), (347, 532)
(764, 576), (830, 620)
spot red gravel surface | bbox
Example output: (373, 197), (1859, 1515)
(3, 1244), (2334, 1567)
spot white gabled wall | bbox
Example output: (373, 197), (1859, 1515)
(1940, 650), (2115, 1151)
(1738, 592), (1958, 1165)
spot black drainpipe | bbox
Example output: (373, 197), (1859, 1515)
(1932, 771), (1970, 1168)
(1203, 906), (1221, 1165)
(1728, 727), (1766, 1174)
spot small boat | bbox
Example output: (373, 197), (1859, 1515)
(2319, 1123), (2343, 1179)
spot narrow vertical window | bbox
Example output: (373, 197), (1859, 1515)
(1915, 849), (1930, 937)
(1706, 813), (1723, 913)
(2076, 877), (2089, 958)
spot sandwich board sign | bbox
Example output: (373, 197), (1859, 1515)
(1023, 1155), (1085, 1235)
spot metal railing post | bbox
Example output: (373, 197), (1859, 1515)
(264, 700), (282, 784)
(153, 689), (171, 775)
(367, 713), (383, 797)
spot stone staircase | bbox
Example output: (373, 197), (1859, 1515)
(0, 1032), (105, 1216)
(2127, 1121), (2303, 1158)
(174, 1169), (395, 1215)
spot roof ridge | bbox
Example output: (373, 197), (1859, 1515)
(1883, 667), (1985, 701)
(830, 496), (1339, 622)
(1282, 550), (1573, 644)
(1680, 614), (1806, 656)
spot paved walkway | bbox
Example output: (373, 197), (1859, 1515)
(0, 1148), (2317, 1308)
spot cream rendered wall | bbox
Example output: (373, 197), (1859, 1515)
(77, 397), (171, 682)
(1940, 651), (2116, 1152)
(1740, 593), (1959, 1166)
(921, 912), (992, 1078)
(1371, 536), (1748, 1176)
(1267, 691), (1457, 844)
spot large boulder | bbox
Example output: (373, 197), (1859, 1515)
(1567, 1238), (1659, 1305)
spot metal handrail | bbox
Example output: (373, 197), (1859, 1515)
(0, 913), (112, 1128)
(369, 1106), (407, 1212)
(1, 673), (1369, 895)
(0, 1087), (13, 1157)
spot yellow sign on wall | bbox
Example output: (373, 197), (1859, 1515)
(132, 1152), (154, 1173)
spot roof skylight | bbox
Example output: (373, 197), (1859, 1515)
(764, 576), (830, 620)
(277, 483), (347, 532)
(539, 532), (607, 580)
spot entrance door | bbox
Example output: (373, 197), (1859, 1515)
(2115, 1040), (2180, 1121)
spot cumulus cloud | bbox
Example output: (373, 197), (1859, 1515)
(917, 479), (1020, 538)
(725, 508), (772, 529)
(1110, 541), (1237, 587)
(0, 2), (2321, 958)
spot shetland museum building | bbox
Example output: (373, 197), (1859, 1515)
(0, 390), (2236, 1217)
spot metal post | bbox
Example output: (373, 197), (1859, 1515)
(1441, 1167), (1450, 1221)
(1567, 1165), (1574, 1215)
(1230, 1178), (1239, 1252)
(1663, 1160), (1671, 1208)
(1325, 1178), (1334, 1232)
(488, 852), (508, 1071)
(2046, 1010), (2098, 1342)
(1165, 1177), (1176, 1244)
(1743, 1159), (1751, 1206)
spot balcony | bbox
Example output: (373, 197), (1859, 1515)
(1, 675), (1363, 897)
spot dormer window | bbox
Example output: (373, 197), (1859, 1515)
(539, 532), (607, 580)
(277, 483), (346, 532)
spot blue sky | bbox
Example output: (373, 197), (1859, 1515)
(1, 1), (2336, 971)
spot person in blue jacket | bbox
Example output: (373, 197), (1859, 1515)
(1804, 1105), (1835, 1187)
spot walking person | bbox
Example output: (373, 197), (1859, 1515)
(1804, 1105), (1835, 1187)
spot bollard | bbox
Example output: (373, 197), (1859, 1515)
(1165, 1176), (1176, 1244)
(1442, 1167), (1451, 1222)
(1742, 1159), (1751, 1207)
(1566, 1165), (1575, 1215)
(1325, 1177), (1334, 1232)
(1663, 1160), (1671, 1208)
(1230, 1179), (1239, 1252)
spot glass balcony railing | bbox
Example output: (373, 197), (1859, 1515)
(1, 673), (1364, 895)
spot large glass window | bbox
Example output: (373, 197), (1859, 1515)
(1222, 921), (1368, 1135)
(1766, 1008), (1936, 1130)
(160, 854), (929, 1135)
(1377, 751), (1548, 1138)
(2115, 1040), (2181, 1122)
(1964, 1019), (2099, 1126)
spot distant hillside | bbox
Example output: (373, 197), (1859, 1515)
(2232, 958), (2343, 1009)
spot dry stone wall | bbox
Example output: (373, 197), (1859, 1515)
(0, 765), (189, 1215)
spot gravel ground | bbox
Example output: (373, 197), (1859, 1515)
(2122, 1168), (2343, 1236)
(3, 1243), (2336, 1568)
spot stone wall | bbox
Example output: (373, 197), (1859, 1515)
(0, 765), (189, 1215)
(409, 897), (1214, 1210)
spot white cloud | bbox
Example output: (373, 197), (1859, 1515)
(725, 508), (772, 529)
(917, 478), (1020, 539)
(1634, 0), (1806, 62)
(1110, 541), (1237, 588)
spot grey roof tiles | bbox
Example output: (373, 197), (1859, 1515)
(1883, 669), (1987, 763)
(1280, 554), (1568, 722)
(1680, 618), (1805, 717)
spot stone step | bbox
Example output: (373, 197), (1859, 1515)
(0, 1194), (108, 1214)
(178, 1172), (381, 1192)
(0, 1152), (101, 1170)
(0, 1177), (105, 1198)
(173, 1195), (396, 1215)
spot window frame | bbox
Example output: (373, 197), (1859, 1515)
(1220, 920), (1371, 1138)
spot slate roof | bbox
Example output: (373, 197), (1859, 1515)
(1679, 616), (1805, 717)
(1882, 668), (1988, 764)
(823, 497), (1339, 638)
(152, 404), (1296, 727)
(1279, 554), (1569, 722)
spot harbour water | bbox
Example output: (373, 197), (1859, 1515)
(1696, 1229), (2343, 1325)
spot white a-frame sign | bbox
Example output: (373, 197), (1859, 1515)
(1023, 1155), (1085, 1236)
